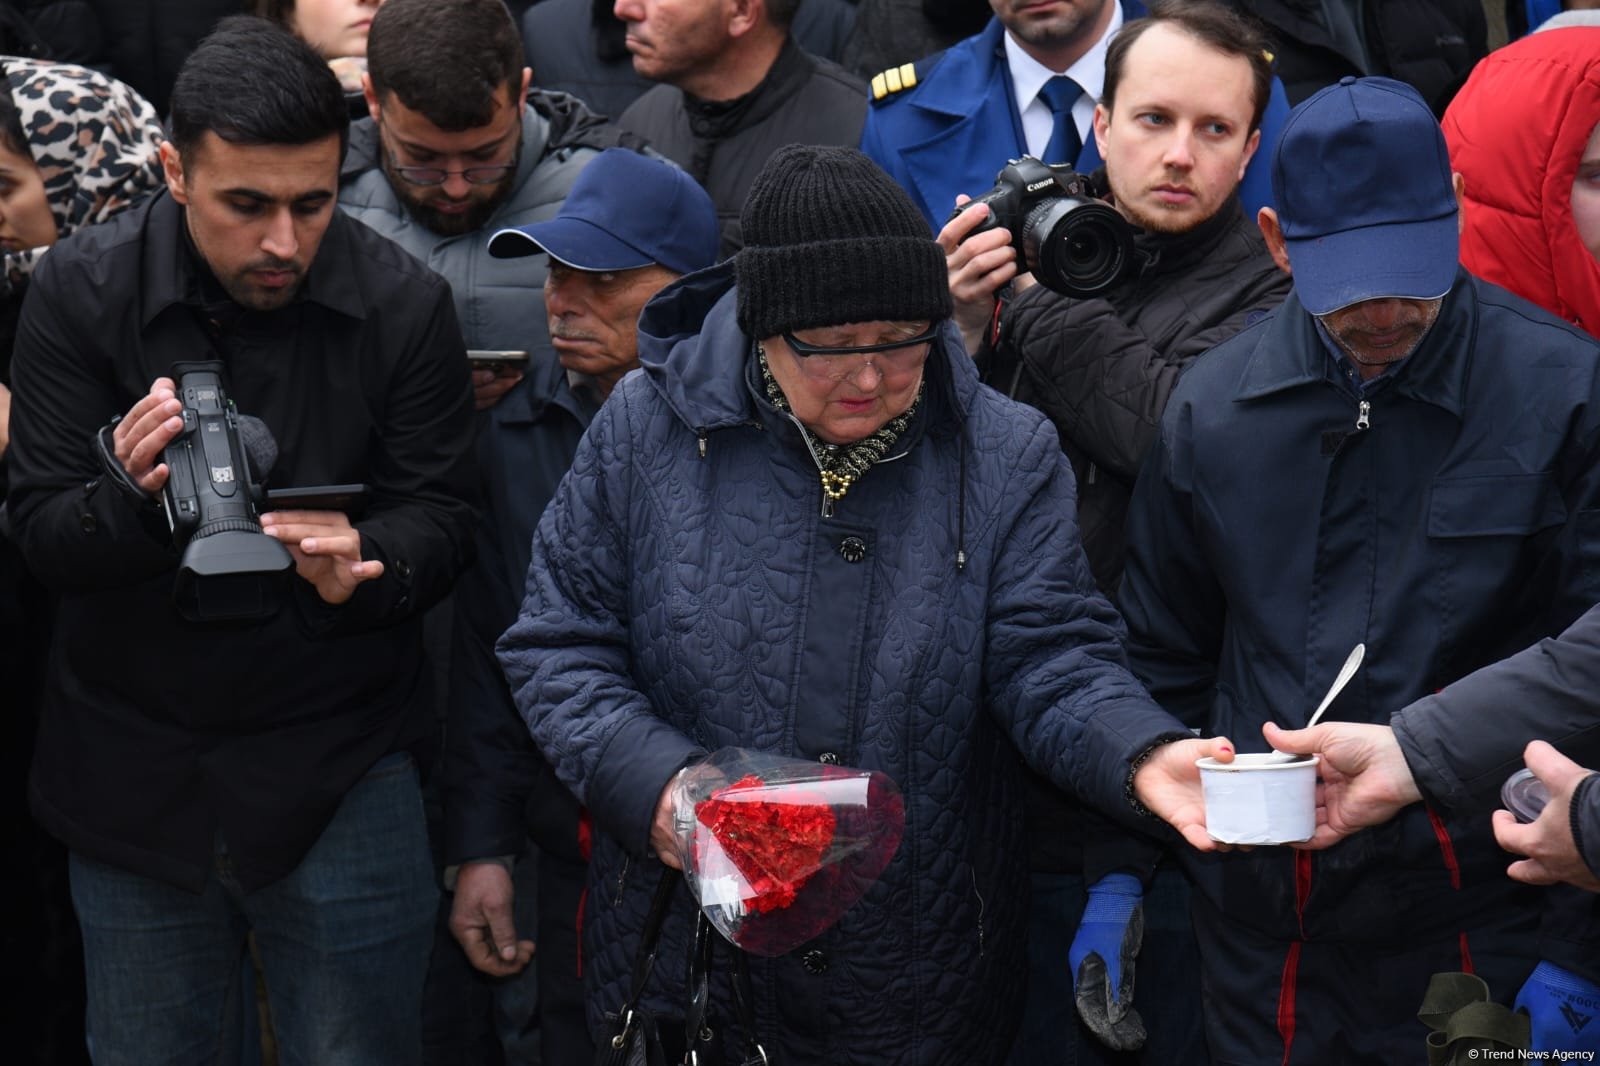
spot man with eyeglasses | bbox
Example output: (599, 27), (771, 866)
(340, 0), (647, 414)
(336, 0), (651, 1061)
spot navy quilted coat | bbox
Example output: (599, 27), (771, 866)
(497, 263), (1189, 1063)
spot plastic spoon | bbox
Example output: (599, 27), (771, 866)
(1265, 643), (1365, 762)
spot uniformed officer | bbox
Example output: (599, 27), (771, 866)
(859, 0), (1289, 231)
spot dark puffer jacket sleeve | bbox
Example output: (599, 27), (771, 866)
(982, 416), (1195, 821)
(496, 382), (702, 857)
(1394, 602), (1600, 813)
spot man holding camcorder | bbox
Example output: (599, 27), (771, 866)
(5, 17), (475, 1066)
(935, 4), (1289, 1063)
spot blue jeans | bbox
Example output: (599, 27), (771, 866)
(69, 752), (437, 1066)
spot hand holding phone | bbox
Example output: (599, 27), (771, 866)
(467, 350), (529, 370)
(467, 352), (526, 410)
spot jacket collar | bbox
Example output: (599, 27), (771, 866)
(491, 346), (595, 429)
(680, 35), (812, 138)
(1234, 268), (1476, 420)
(907, 1), (1147, 117)
(139, 190), (367, 328)
(907, 18), (1009, 119)
(1133, 193), (1244, 277)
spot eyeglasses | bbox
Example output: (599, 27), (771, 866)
(387, 159), (516, 186)
(378, 118), (518, 186)
(782, 325), (939, 382)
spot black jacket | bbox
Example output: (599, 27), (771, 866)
(7, 191), (477, 893)
(83, 0), (237, 114)
(989, 196), (1291, 597)
(619, 37), (866, 257)
(1231, 0), (1487, 116)
(523, 0), (858, 121)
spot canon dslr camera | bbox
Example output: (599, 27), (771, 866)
(954, 156), (1140, 297)
(160, 361), (292, 622)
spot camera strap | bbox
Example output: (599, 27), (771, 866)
(91, 416), (157, 506)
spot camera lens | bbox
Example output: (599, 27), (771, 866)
(1020, 198), (1136, 297)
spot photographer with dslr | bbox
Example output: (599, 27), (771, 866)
(5, 17), (475, 1066)
(940, 4), (1288, 1062)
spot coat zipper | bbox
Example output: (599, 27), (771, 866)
(613, 854), (631, 906)
(971, 869), (986, 958)
(1355, 399), (1370, 432)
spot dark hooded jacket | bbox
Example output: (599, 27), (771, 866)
(495, 262), (1192, 1061)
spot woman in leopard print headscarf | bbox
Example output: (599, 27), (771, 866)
(0, 57), (166, 298)
(0, 62), (163, 1059)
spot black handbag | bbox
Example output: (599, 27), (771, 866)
(594, 869), (773, 1066)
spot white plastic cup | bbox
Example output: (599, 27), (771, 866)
(1196, 753), (1320, 844)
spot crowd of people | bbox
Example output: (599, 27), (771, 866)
(2, 1), (1600, 1065)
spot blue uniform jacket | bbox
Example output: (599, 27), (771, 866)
(1120, 273), (1600, 1056)
(496, 261), (1192, 1061)
(859, 12), (1291, 231)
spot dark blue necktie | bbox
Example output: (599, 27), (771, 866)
(1039, 75), (1084, 165)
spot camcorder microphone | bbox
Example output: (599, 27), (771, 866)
(160, 361), (293, 623)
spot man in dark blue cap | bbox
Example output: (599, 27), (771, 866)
(441, 146), (717, 1065)
(1118, 75), (1600, 1063)
(486, 147), (721, 404)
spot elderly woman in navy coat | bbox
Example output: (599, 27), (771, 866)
(497, 145), (1224, 1064)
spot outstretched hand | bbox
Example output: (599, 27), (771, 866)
(1131, 736), (1235, 851)
(1261, 721), (1422, 849)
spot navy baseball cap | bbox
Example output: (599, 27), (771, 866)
(488, 148), (718, 276)
(1272, 76), (1459, 316)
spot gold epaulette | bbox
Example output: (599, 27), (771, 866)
(870, 62), (919, 103)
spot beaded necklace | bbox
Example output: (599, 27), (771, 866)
(757, 343), (923, 509)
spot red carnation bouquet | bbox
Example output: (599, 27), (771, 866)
(669, 748), (905, 956)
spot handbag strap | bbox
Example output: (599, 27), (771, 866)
(613, 868), (681, 1044)
(681, 912), (769, 1066)
(728, 942), (768, 1065)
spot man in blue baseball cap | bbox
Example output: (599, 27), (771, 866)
(1118, 75), (1600, 1063)
(488, 147), (720, 402)
(442, 145), (716, 1064)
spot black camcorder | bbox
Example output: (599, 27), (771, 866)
(160, 361), (292, 623)
(954, 156), (1141, 297)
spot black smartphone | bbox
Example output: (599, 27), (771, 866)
(265, 484), (370, 517)
(467, 349), (529, 370)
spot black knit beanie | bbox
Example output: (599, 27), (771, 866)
(736, 144), (952, 339)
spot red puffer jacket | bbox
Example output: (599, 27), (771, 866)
(1442, 28), (1600, 339)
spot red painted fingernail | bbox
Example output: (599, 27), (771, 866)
(1218, 744), (1234, 755)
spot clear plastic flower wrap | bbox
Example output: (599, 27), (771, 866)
(669, 747), (906, 957)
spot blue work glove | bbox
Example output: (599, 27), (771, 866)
(1069, 872), (1146, 1050)
(1515, 961), (1600, 1053)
